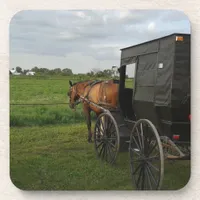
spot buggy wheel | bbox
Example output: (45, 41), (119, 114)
(94, 112), (120, 165)
(129, 119), (164, 190)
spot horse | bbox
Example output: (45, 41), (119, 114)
(67, 79), (119, 142)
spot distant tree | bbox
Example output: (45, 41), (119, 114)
(87, 71), (94, 76)
(103, 69), (112, 77)
(23, 69), (29, 75)
(39, 68), (49, 74)
(62, 68), (73, 76)
(53, 68), (62, 74)
(16, 66), (22, 73)
(91, 68), (101, 75)
(96, 71), (104, 77)
(31, 66), (39, 73)
(48, 70), (55, 75)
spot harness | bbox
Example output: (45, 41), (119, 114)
(84, 80), (103, 99)
(71, 79), (118, 109)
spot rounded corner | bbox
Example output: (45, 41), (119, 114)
(9, 171), (28, 191)
(9, 10), (23, 24)
(174, 168), (191, 191)
(9, 10), (29, 30)
(172, 9), (191, 29)
(177, 10), (191, 21)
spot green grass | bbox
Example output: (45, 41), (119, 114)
(10, 76), (190, 190)
(10, 105), (87, 127)
(10, 124), (190, 190)
(10, 76), (96, 127)
(10, 76), (71, 104)
(125, 78), (134, 88)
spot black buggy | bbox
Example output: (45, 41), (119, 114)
(90, 33), (191, 190)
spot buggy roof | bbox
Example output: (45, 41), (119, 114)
(120, 33), (190, 51)
(120, 33), (190, 66)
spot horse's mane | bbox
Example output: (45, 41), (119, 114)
(72, 79), (119, 87)
(71, 80), (91, 86)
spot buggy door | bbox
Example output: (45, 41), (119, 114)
(119, 64), (136, 119)
(133, 53), (159, 125)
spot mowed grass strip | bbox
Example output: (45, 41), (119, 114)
(10, 123), (190, 190)
(10, 76), (96, 127)
(10, 77), (70, 104)
(10, 105), (88, 127)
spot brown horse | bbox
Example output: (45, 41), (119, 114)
(67, 79), (119, 142)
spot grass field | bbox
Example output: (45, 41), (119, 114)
(10, 76), (190, 190)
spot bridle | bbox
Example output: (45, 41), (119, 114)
(68, 80), (97, 109)
(68, 84), (82, 109)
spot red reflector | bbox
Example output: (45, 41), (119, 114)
(188, 114), (191, 120)
(173, 135), (180, 140)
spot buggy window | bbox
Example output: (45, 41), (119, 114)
(125, 63), (135, 88)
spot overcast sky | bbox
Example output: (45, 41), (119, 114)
(9, 10), (190, 74)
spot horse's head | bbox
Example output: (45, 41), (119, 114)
(67, 80), (80, 109)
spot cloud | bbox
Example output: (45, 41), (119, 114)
(119, 10), (132, 19)
(159, 10), (189, 22)
(59, 31), (81, 40)
(10, 10), (190, 63)
(148, 22), (156, 32)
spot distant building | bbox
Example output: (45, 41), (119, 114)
(111, 66), (119, 77)
(9, 68), (21, 75)
(26, 71), (35, 76)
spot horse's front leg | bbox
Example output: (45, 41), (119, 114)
(83, 103), (92, 143)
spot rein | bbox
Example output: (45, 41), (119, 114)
(70, 80), (100, 108)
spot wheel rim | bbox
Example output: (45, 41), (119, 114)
(94, 113), (119, 164)
(129, 119), (164, 190)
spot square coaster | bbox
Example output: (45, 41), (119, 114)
(10, 10), (191, 190)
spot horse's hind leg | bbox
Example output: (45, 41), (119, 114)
(83, 104), (92, 143)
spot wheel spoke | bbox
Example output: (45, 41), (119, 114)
(96, 123), (104, 135)
(146, 160), (159, 172)
(107, 143), (115, 162)
(96, 141), (103, 149)
(101, 144), (106, 159)
(104, 144), (108, 161)
(99, 143), (105, 156)
(136, 165), (143, 188)
(140, 123), (145, 152)
(136, 127), (143, 153)
(147, 154), (160, 161)
(101, 118), (106, 133)
(107, 118), (113, 132)
(145, 166), (153, 190)
(109, 129), (117, 136)
(132, 162), (142, 175)
(146, 163), (158, 187)
(145, 129), (154, 153)
(131, 135), (141, 152)
(147, 142), (157, 157)
(130, 147), (142, 157)
(108, 141), (117, 149)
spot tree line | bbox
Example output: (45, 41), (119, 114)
(13, 66), (120, 78)
(15, 66), (73, 76)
